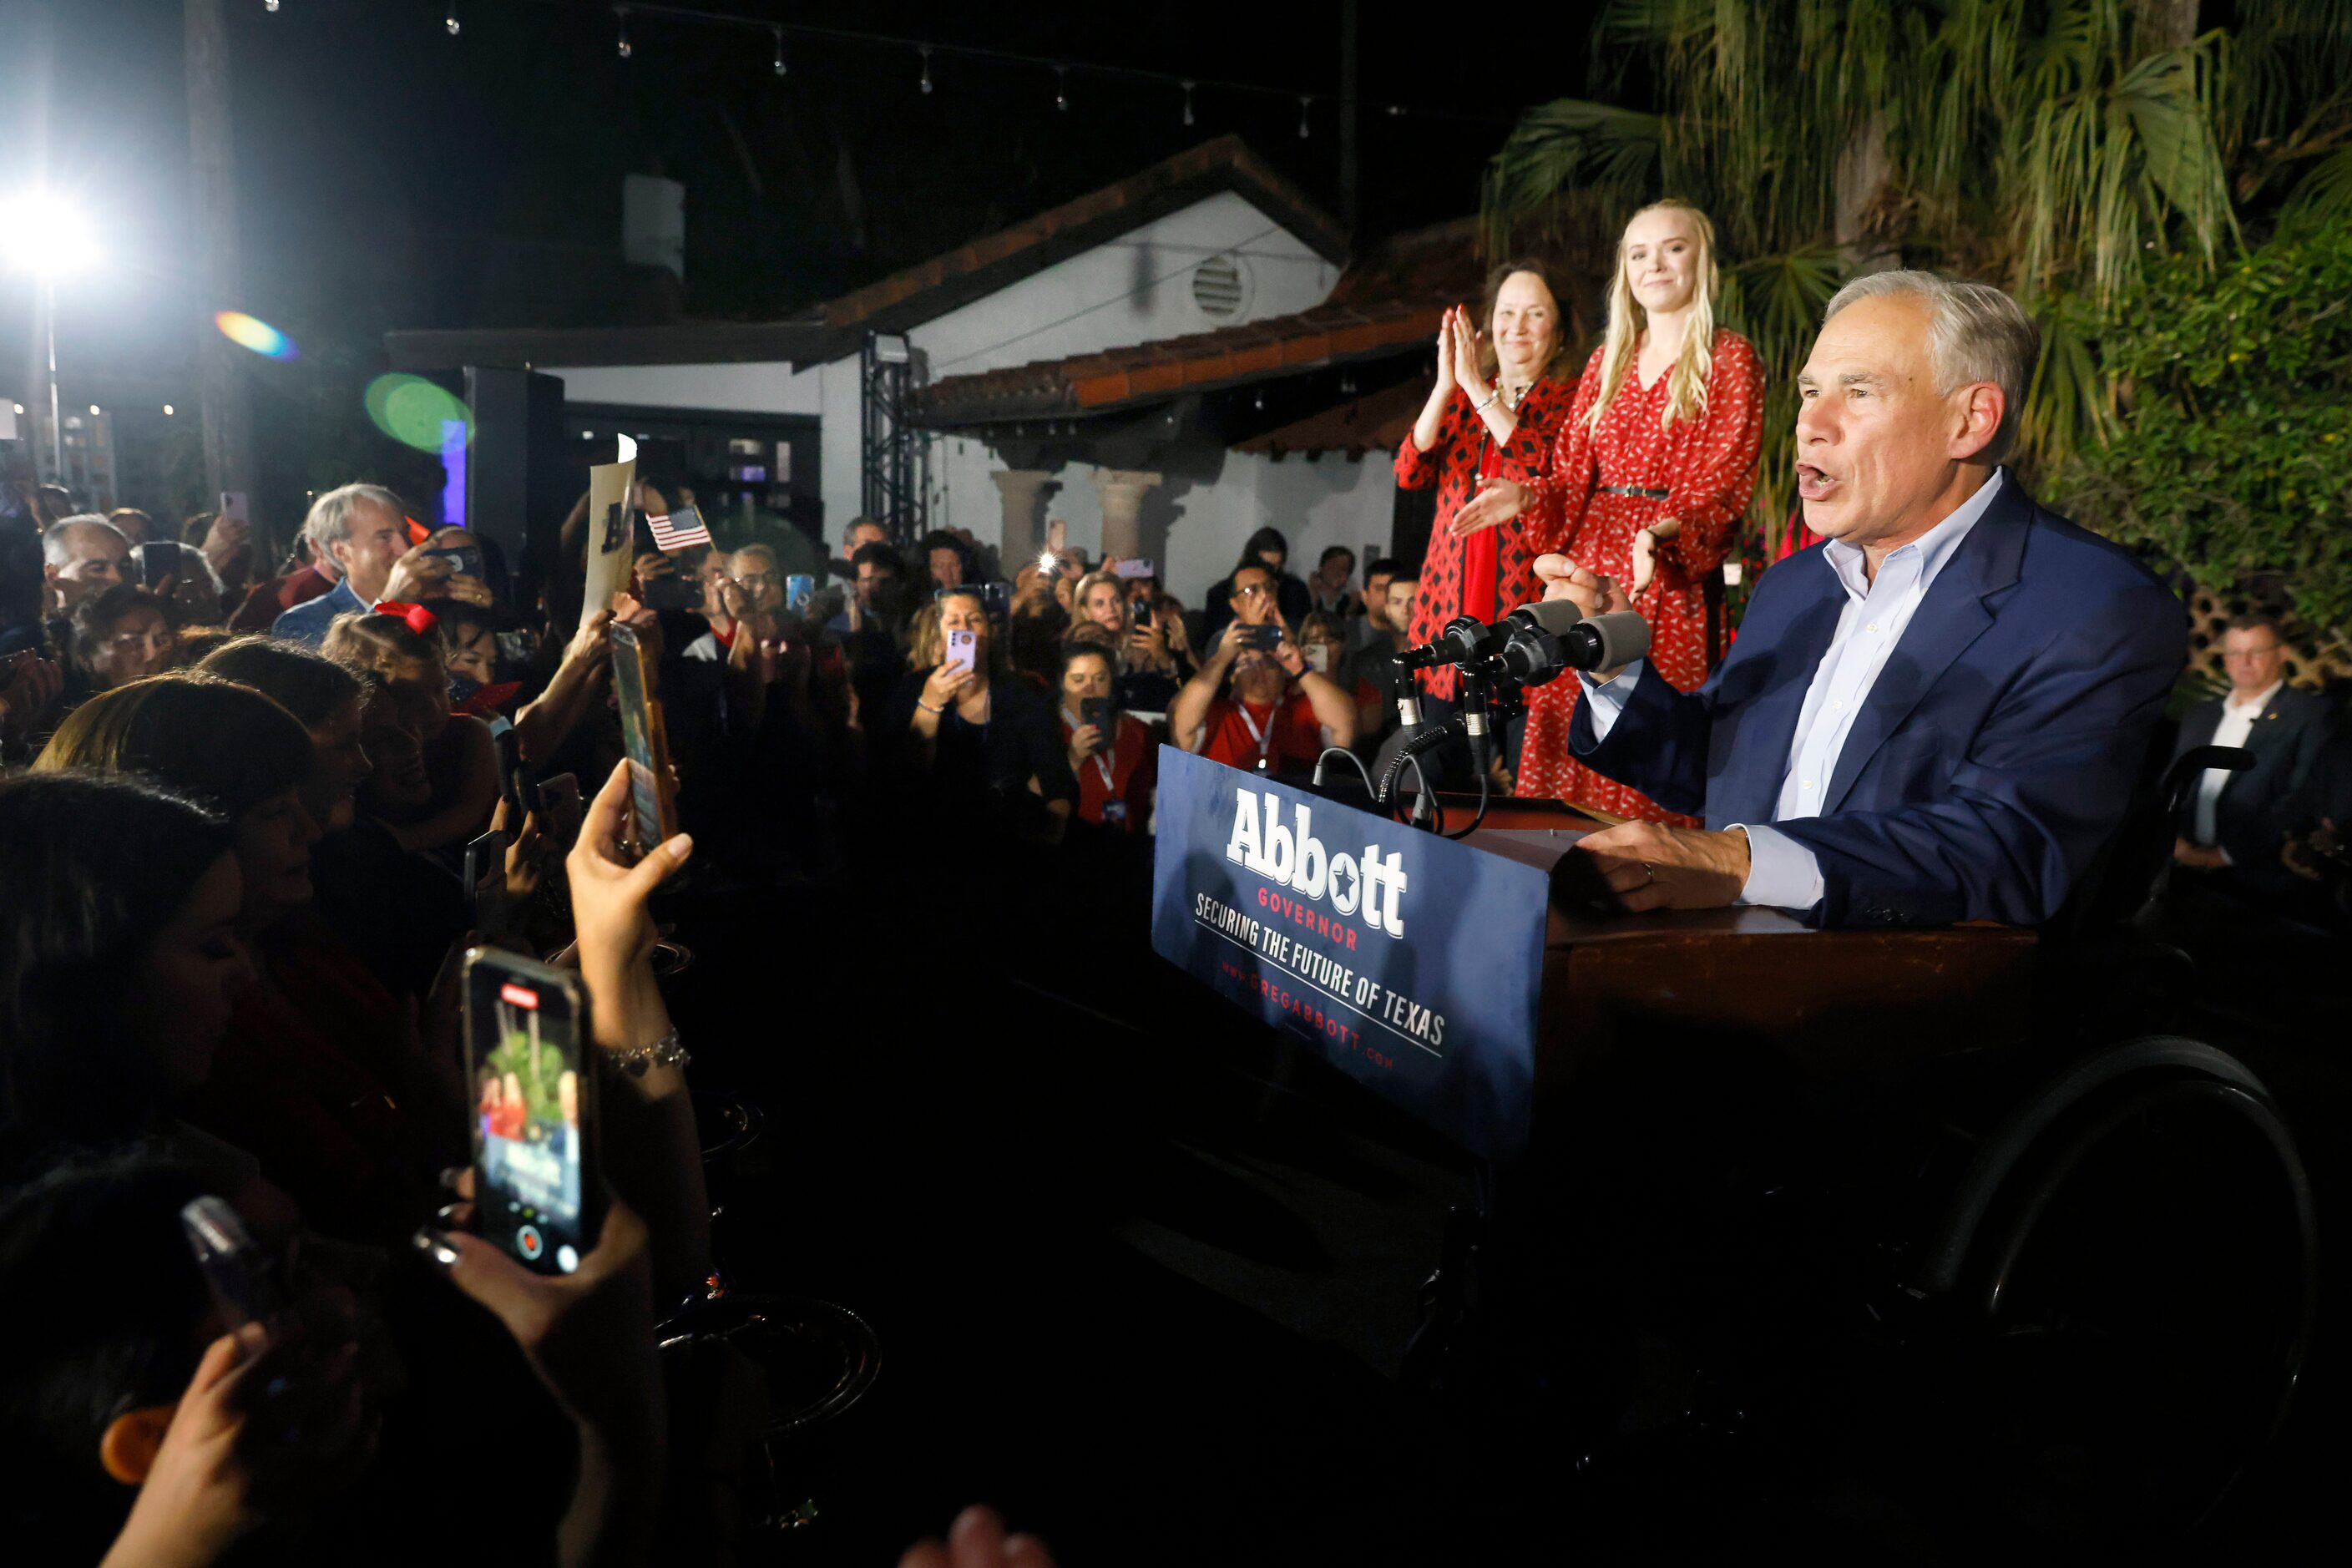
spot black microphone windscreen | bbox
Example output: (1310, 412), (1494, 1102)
(1584, 611), (1651, 669)
(1509, 597), (1586, 637)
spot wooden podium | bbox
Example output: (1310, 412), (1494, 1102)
(1452, 793), (2041, 1100)
(1153, 753), (2039, 1165)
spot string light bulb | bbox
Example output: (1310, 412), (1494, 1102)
(1298, 95), (1312, 139)
(264, 0), (280, 13)
(1181, 80), (1196, 127)
(615, 8), (631, 58)
(445, 3), (460, 37)
(919, 46), (933, 94)
(771, 27), (787, 76)
(1054, 66), (1069, 113)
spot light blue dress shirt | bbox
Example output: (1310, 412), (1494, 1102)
(270, 575), (368, 647)
(1581, 470), (2008, 912)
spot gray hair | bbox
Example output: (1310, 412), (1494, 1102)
(1823, 271), (2041, 465)
(302, 483), (405, 554)
(42, 515), (127, 566)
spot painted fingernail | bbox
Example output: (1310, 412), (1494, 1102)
(438, 1165), (468, 1191)
(411, 1227), (460, 1270)
(434, 1201), (468, 1228)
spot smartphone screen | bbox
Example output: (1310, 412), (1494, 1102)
(944, 627), (977, 678)
(1237, 623), (1280, 653)
(465, 951), (598, 1275)
(784, 573), (816, 614)
(607, 623), (678, 850)
(978, 580), (1011, 617)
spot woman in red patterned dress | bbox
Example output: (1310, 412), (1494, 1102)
(1453, 200), (1763, 822)
(1394, 260), (1578, 785)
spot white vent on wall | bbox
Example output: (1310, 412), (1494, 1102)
(1191, 254), (1251, 319)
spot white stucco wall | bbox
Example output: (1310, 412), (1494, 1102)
(907, 190), (1338, 381)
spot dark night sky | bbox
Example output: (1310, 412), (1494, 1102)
(3, 0), (1599, 412)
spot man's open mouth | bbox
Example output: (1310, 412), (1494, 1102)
(1796, 463), (1838, 500)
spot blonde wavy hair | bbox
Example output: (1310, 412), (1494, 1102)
(1586, 200), (1722, 433)
(906, 600), (943, 671)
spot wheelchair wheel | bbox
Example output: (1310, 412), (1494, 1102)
(1903, 1036), (2317, 1547)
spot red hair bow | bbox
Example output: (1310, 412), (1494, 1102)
(373, 599), (439, 635)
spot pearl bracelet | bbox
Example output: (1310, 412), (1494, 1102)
(610, 1029), (690, 1078)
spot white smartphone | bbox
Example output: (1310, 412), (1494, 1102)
(944, 627), (977, 678)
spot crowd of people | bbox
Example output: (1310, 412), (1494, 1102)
(2, 469), (1123, 1563)
(6, 185), (2352, 1564)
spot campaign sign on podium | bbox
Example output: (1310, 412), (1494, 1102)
(1150, 747), (1548, 1161)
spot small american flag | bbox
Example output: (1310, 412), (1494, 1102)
(647, 504), (712, 554)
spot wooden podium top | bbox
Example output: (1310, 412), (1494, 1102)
(1439, 793), (2041, 1085)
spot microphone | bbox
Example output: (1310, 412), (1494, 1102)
(1496, 599), (1650, 684)
(1394, 615), (1499, 671)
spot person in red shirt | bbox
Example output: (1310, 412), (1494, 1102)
(1056, 644), (1158, 832)
(1170, 564), (1356, 775)
(1396, 260), (1579, 724)
(228, 539), (341, 633)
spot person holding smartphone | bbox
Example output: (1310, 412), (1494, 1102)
(1170, 564), (1356, 773)
(888, 585), (1076, 835)
(1056, 645), (1156, 835)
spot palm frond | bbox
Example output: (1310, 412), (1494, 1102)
(2277, 144), (2352, 230)
(1480, 100), (1665, 257)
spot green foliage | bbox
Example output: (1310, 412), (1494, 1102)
(2050, 219), (2352, 640)
(1480, 0), (2352, 556)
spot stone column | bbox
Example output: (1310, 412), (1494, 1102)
(990, 468), (1055, 566)
(1092, 468), (1163, 563)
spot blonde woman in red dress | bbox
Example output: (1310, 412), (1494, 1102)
(1394, 260), (1579, 781)
(1453, 200), (1763, 822)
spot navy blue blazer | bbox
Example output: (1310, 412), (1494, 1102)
(1569, 482), (2188, 927)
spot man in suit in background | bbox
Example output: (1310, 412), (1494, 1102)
(2172, 615), (2337, 879)
(1540, 271), (2187, 928)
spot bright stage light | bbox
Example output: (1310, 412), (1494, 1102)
(0, 190), (100, 278)
(215, 311), (301, 361)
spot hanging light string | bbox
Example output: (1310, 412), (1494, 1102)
(378, 0), (1515, 127)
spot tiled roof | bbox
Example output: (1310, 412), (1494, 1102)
(904, 299), (1444, 426)
(904, 218), (1490, 428)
